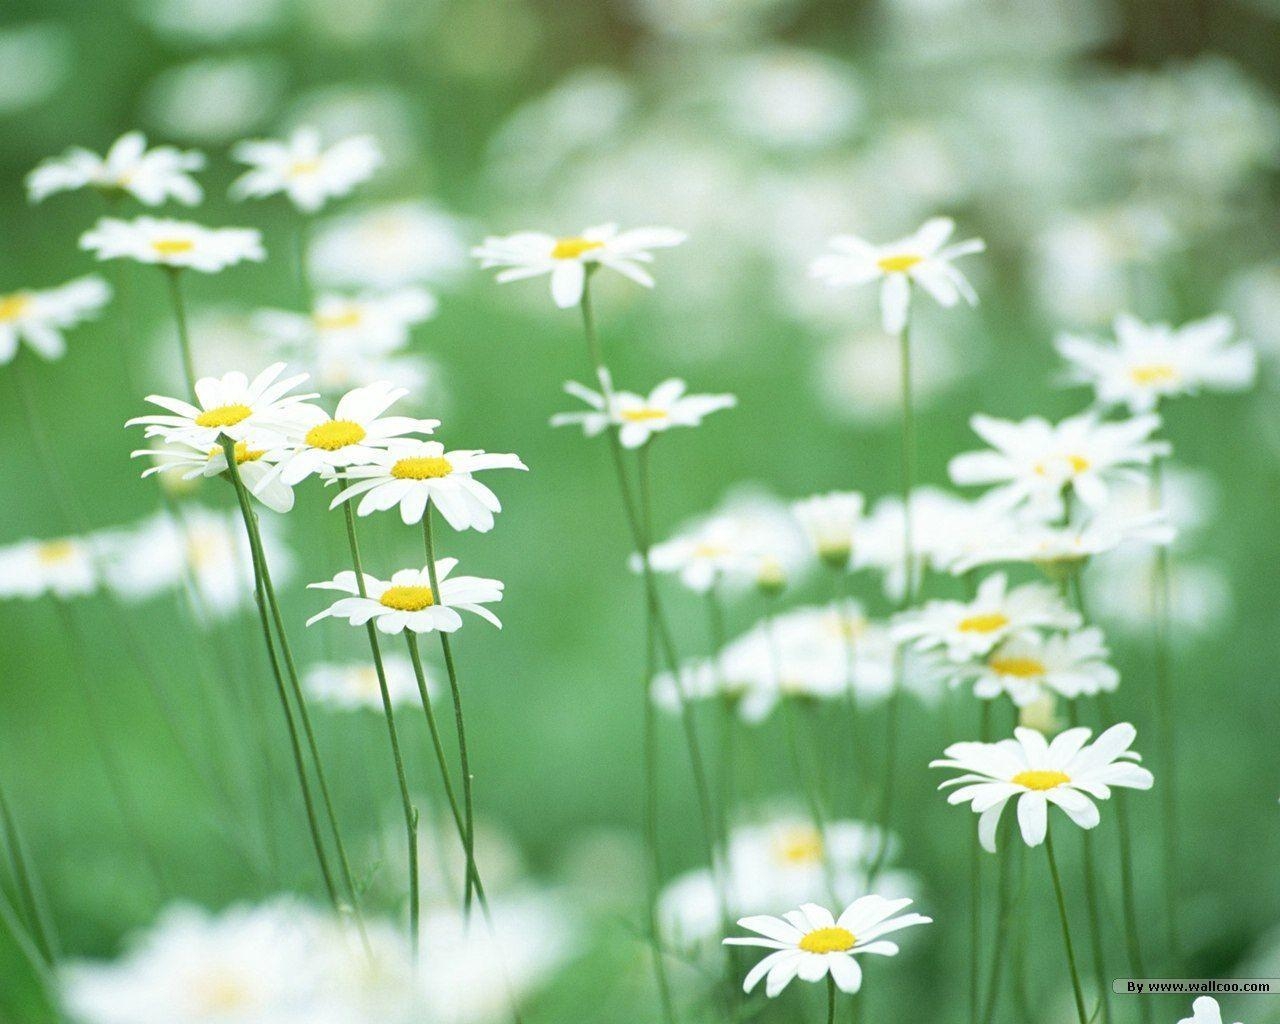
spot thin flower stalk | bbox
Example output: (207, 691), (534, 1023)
(0, 778), (59, 967)
(1069, 701), (1112, 1024)
(1044, 825), (1090, 1024)
(164, 268), (197, 395)
(967, 699), (992, 1024)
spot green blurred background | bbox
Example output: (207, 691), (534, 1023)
(2, 0), (1279, 1021)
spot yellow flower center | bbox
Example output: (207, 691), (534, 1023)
(774, 827), (824, 865)
(551, 236), (605, 260)
(194, 404), (253, 429)
(0, 293), (32, 322)
(1066, 454), (1091, 473)
(988, 655), (1045, 678)
(1129, 363), (1179, 387)
(208, 441), (265, 465)
(1011, 769), (1071, 791)
(315, 308), (362, 331)
(379, 585), (435, 611)
(305, 420), (367, 451)
(152, 238), (195, 256)
(619, 407), (669, 422)
(194, 971), (250, 1012)
(289, 158), (322, 177)
(693, 543), (730, 559)
(877, 253), (923, 273)
(391, 456), (453, 480)
(958, 612), (1010, 634)
(37, 540), (77, 564)
(799, 927), (856, 954)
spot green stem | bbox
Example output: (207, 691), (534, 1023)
(980, 836), (1018, 1022)
(1045, 826), (1089, 1024)
(968, 700), (993, 1024)
(1068, 701), (1112, 1024)
(826, 974), (836, 1024)
(164, 267), (197, 395)
(340, 501), (419, 957)
(0, 778), (58, 966)
(421, 512), (479, 917)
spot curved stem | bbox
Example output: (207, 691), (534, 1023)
(1045, 826), (1089, 1024)
(164, 267), (197, 396)
(340, 502), (419, 957)
(0, 777), (58, 967)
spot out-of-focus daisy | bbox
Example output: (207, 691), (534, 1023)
(230, 127), (382, 213)
(1090, 557), (1232, 640)
(551, 376), (735, 448)
(131, 439), (294, 513)
(304, 653), (430, 710)
(252, 288), (437, 359)
(0, 276), (110, 364)
(724, 897), (931, 997)
(307, 560), (503, 635)
(328, 440), (526, 530)
(892, 573), (1079, 662)
(949, 510), (1176, 574)
(0, 536), (97, 600)
(127, 363), (318, 449)
(960, 627), (1118, 706)
(472, 223), (687, 308)
(791, 491), (864, 569)
(855, 488), (989, 599)
(949, 411), (1169, 516)
(260, 381), (439, 488)
(1057, 313), (1257, 413)
(308, 201), (468, 289)
(810, 217), (984, 334)
(27, 131), (205, 206)
(1017, 692), (1064, 735)
(80, 217), (264, 273)
(1178, 997), (1242, 1024)
(932, 723), (1153, 852)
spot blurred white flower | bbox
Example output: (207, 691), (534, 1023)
(0, 23), (72, 116)
(932, 723), (1153, 851)
(811, 217), (984, 334)
(81, 217), (264, 273)
(304, 652), (429, 710)
(27, 132), (204, 206)
(132, 439), (295, 514)
(961, 626), (1118, 706)
(139, 0), (283, 43)
(1057, 313), (1256, 412)
(791, 491), (865, 569)
(1089, 557), (1232, 641)
(142, 55), (285, 144)
(1178, 996), (1242, 1024)
(1225, 261), (1280, 358)
(0, 536), (98, 601)
(718, 49), (864, 150)
(630, 0), (797, 39)
(473, 223), (686, 309)
(817, 327), (964, 425)
(307, 560), (503, 635)
(254, 289), (437, 360)
(231, 128), (382, 213)
(949, 411), (1169, 518)
(855, 488), (988, 598)
(309, 201), (469, 289)
(948, 509), (1175, 574)
(0, 276), (110, 364)
(551, 376), (735, 448)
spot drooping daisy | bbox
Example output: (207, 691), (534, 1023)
(960, 627), (1119, 706)
(551, 376), (736, 448)
(260, 381), (439, 488)
(0, 536), (98, 600)
(472, 223), (687, 308)
(252, 287), (437, 359)
(304, 653), (430, 711)
(1057, 313), (1257, 413)
(810, 216), (985, 334)
(948, 411), (1169, 517)
(80, 217), (265, 273)
(892, 572), (1080, 662)
(0, 276), (111, 364)
(131, 439), (294, 513)
(931, 723), (1153, 852)
(328, 440), (526, 530)
(27, 131), (205, 206)
(230, 128), (382, 213)
(791, 491), (865, 569)
(306, 559), (503, 635)
(1178, 997), (1243, 1024)
(127, 363), (319, 449)
(723, 897), (931, 996)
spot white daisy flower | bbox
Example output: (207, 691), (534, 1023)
(551, 376), (736, 449)
(810, 216), (985, 334)
(1179, 997), (1243, 1024)
(472, 222), (687, 309)
(27, 131), (205, 206)
(0, 536), (98, 600)
(931, 723), (1154, 852)
(0, 276), (110, 364)
(230, 127), (382, 213)
(127, 363), (319, 449)
(307, 201), (468, 290)
(960, 627), (1119, 707)
(131, 439), (294, 513)
(855, 488), (989, 599)
(1057, 312), (1257, 413)
(791, 491), (865, 569)
(892, 573), (1080, 662)
(261, 381), (439, 488)
(304, 653), (430, 711)
(252, 287), (437, 359)
(723, 897), (931, 997)
(80, 217), (265, 273)
(306, 559), (503, 635)
(949, 510), (1176, 574)
(328, 439), (526, 530)
(948, 411), (1169, 517)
